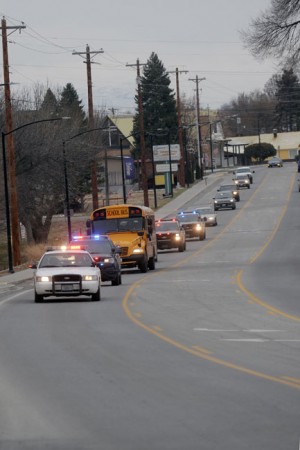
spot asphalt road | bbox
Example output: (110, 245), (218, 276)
(0, 164), (299, 450)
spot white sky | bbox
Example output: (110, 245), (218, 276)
(1, 0), (279, 114)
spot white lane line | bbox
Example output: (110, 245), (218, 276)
(193, 328), (240, 332)
(221, 339), (267, 342)
(0, 289), (33, 307)
(243, 329), (284, 333)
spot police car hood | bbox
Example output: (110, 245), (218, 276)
(36, 267), (99, 276)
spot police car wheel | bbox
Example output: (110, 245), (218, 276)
(34, 292), (44, 303)
(91, 288), (101, 301)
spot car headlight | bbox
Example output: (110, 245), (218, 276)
(234, 180), (238, 184)
(36, 276), (52, 282)
(175, 233), (181, 241)
(133, 248), (144, 254)
(233, 191), (238, 195)
(83, 275), (99, 281)
(245, 179), (250, 183)
(101, 257), (114, 264)
(230, 199), (234, 202)
(195, 224), (202, 230)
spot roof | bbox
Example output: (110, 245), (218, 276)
(226, 131), (300, 153)
(108, 115), (134, 145)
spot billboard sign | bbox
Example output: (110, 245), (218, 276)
(153, 144), (180, 162)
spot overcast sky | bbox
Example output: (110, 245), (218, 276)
(1, 0), (279, 115)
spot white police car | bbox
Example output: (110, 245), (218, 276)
(30, 247), (101, 303)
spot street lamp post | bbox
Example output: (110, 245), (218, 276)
(1, 117), (70, 273)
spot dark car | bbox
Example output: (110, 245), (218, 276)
(176, 211), (206, 240)
(268, 157), (283, 167)
(155, 219), (186, 252)
(233, 174), (250, 189)
(217, 184), (240, 201)
(70, 235), (122, 285)
(213, 191), (236, 211)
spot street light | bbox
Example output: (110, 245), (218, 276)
(1, 117), (70, 273)
(63, 126), (117, 242)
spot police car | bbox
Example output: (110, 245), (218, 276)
(70, 235), (122, 285)
(30, 247), (101, 303)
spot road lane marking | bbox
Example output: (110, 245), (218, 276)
(122, 170), (300, 390)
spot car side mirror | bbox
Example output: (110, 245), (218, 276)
(29, 263), (37, 269)
(137, 231), (144, 237)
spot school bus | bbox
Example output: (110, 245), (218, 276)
(86, 204), (157, 273)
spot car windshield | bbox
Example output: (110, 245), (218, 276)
(70, 240), (112, 254)
(194, 207), (213, 214)
(215, 192), (231, 199)
(236, 167), (250, 173)
(177, 213), (199, 222)
(40, 252), (93, 268)
(156, 222), (179, 231)
(219, 185), (236, 191)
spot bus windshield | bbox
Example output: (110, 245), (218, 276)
(92, 217), (144, 234)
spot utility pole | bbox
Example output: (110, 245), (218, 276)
(189, 75), (206, 180)
(127, 59), (149, 207)
(1, 18), (26, 267)
(169, 68), (188, 187)
(73, 45), (104, 210)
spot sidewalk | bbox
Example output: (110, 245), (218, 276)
(0, 170), (226, 284)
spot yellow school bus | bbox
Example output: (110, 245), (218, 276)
(86, 204), (157, 273)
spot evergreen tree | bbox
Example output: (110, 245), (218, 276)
(132, 52), (177, 159)
(59, 83), (87, 126)
(274, 68), (300, 131)
(40, 88), (59, 117)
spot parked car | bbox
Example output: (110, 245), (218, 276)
(268, 157), (283, 167)
(155, 218), (186, 252)
(213, 191), (236, 211)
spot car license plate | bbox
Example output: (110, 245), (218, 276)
(221, 203), (226, 207)
(61, 284), (74, 291)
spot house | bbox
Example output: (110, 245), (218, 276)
(224, 130), (300, 164)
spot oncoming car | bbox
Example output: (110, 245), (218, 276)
(217, 184), (240, 202)
(213, 191), (236, 211)
(70, 235), (122, 286)
(30, 248), (101, 303)
(233, 166), (254, 184)
(189, 206), (217, 226)
(268, 157), (283, 167)
(176, 211), (206, 240)
(155, 218), (186, 252)
(233, 174), (250, 189)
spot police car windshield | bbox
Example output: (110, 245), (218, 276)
(177, 214), (199, 222)
(40, 252), (93, 268)
(71, 240), (112, 254)
(156, 222), (179, 231)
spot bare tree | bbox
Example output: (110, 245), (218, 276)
(241, 0), (300, 64)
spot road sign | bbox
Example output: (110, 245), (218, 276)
(156, 163), (178, 173)
(153, 144), (180, 162)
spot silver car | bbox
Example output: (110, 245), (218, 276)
(189, 206), (218, 226)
